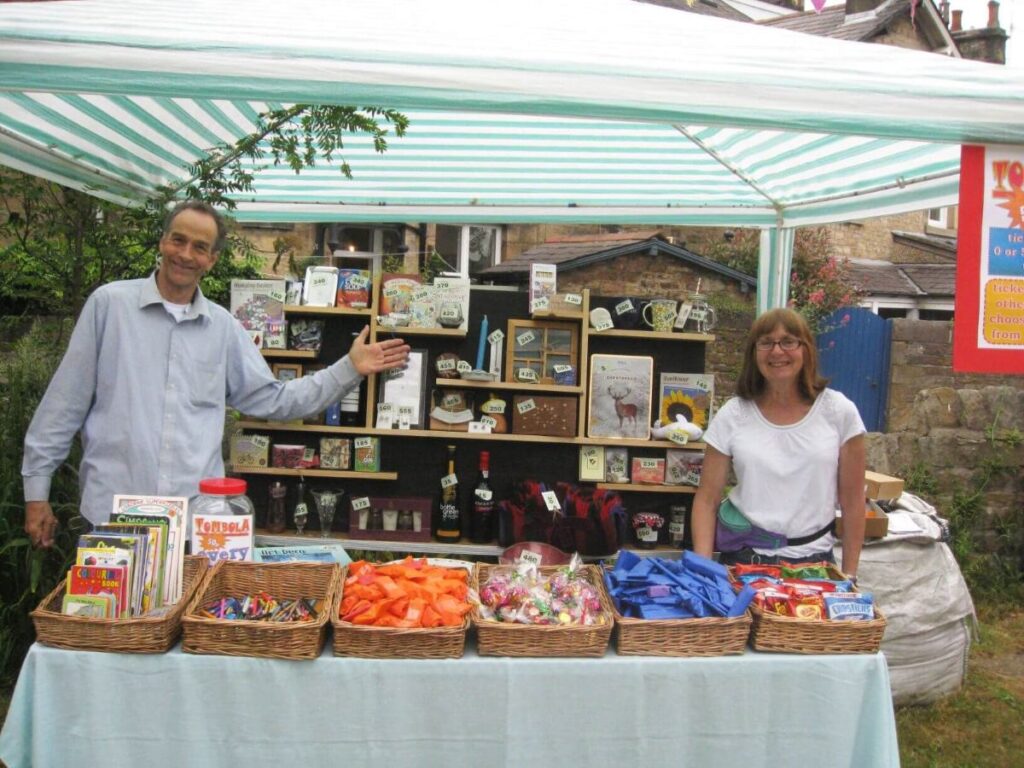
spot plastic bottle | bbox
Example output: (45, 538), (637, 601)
(188, 477), (256, 546)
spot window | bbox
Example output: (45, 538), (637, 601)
(435, 224), (502, 279)
(322, 224), (404, 256)
(927, 207), (949, 229)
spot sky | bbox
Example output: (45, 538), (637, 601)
(955, 0), (1020, 66)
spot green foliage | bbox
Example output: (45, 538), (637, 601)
(900, 461), (939, 498)
(0, 321), (88, 686)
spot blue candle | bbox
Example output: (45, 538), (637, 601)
(476, 315), (489, 370)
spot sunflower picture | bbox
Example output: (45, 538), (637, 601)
(659, 373), (714, 430)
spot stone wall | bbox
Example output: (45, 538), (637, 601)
(828, 211), (926, 261)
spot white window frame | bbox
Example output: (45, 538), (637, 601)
(927, 207), (949, 229)
(437, 224), (503, 278)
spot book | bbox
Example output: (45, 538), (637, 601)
(61, 592), (116, 618)
(111, 495), (187, 605)
(75, 545), (134, 616)
(380, 273), (422, 316)
(66, 564), (128, 618)
(658, 373), (715, 431)
(336, 268), (372, 309)
(230, 279), (286, 349)
(431, 275), (470, 331)
(191, 514), (254, 564)
(529, 263), (557, 312)
(253, 545), (352, 565)
(302, 265), (339, 307)
(77, 534), (147, 615)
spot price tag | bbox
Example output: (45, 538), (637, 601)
(636, 525), (653, 540)
(639, 458), (659, 469)
(541, 490), (561, 512)
(667, 465), (685, 484)
(614, 299), (634, 316)
(302, 447), (316, 462)
(689, 307), (708, 322)
(481, 401), (505, 414)
(476, 489), (494, 501)
(480, 415), (498, 429)
(519, 550), (543, 567)
(383, 285), (400, 298)
(351, 496), (371, 511)
(442, 393), (462, 408)
(668, 521), (685, 535)
(375, 402), (395, 429)
(436, 358), (457, 372)
(412, 286), (432, 302)
(516, 368), (539, 383)
(667, 431), (689, 446)
(516, 330), (536, 347)
(674, 303), (693, 329)
(349, 274), (370, 290)
(468, 421), (492, 433)
(354, 436), (371, 449)
(456, 360), (472, 374)
(553, 364), (572, 374)
(684, 470), (702, 486)
(531, 295), (550, 311)
(592, 316), (614, 332)
(564, 293), (583, 306)
(250, 435), (270, 449)
(517, 398), (537, 414)
(488, 329), (505, 345)
(398, 405), (413, 430)
(441, 473), (458, 489)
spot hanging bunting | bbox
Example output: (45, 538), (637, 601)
(811, 0), (826, 11)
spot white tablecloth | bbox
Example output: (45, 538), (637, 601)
(0, 640), (899, 768)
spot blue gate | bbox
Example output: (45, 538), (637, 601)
(816, 307), (891, 432)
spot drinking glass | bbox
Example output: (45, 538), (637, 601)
(311, 489), (340, 539)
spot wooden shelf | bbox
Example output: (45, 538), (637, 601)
(236, 467), (398, 480)
(391, 326), (467, 337)
(435, 379), (583, 394)
(578, 437), (706, 450)
(260, 349), (318, 359)
(588, 329), (715, 342)
(284, 305), (373, 317)
(596, 483), (697, 494)
(254, 530), (502, 557)
(531, 309), (585, 321)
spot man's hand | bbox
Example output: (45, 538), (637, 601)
(348, 326), (411, 376)
(25, 500), (58, 548)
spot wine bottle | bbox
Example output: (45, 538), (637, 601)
(436, 445), (461, 542)
(469, 450), (494, 543)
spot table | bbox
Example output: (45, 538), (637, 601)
(0, 641), (899, 768)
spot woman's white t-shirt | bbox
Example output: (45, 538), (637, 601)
(703, 389), (866, 559)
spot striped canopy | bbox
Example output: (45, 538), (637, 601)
(1, 0), (1020, 228)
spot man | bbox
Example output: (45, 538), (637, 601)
(23, 201), (409, 547)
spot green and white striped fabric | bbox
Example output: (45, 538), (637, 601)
(0, 0), (1021, 305)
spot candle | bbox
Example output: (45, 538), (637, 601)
(476, 315), (489, 370)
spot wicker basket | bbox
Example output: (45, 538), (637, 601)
(31, 555), (210, 654)
(331, 565), (469, 659)
(472, 563), (613, 657)
(737, 565), (887, 654)
(181, 560), (339, 660)
(612, 607), (752, 657)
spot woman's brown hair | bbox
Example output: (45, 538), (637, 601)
(735, 308), (827, 401)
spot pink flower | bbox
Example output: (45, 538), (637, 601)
(809, 289), (826, 305)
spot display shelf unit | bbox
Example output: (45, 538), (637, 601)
(240, 467), (398, 480)
(234, 283), (714, 553)
(597, 483), (697, 494)
(254, 530), (502, 557)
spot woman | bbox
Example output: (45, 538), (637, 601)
(692, 308), (866, 578)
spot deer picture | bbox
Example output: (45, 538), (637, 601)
(608, 385), (639, 434)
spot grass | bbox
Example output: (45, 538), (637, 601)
(0, 606), (1021, 766)
(896, 604), (1024, 767)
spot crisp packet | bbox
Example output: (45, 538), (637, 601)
(824, 592), (875, 621)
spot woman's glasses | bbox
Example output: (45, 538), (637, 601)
(755, 337), (802, 352)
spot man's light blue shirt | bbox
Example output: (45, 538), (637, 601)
(23, 274), (361, 524)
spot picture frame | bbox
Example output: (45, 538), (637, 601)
(658, 373), (714, 430)
(505, 319), (579, 385)
(271, 362), (303, 382)
(587, 354), (654, 440)
(377, 348), (428, 428)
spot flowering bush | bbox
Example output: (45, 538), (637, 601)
(788, 252), (862, 336)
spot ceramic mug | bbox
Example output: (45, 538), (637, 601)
(642, 299), (678, 332)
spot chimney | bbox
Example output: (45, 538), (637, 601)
(951, 9), (962, 32)
(988, 0), (999, 29)
(952, 1), (1007, 65)
(939, 1), (949, 25)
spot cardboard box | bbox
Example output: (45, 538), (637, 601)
(319, 438), (351, 470)
(512, 394), (577, 437)
(836, 498), (889, 539)
(865, 471), (904, 501)
(230, 434), (270, 470)
(353, 436), (381, 472)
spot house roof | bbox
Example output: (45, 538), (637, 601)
(891, 230), (957, 261)
(482, 234), (757, 287)
(636, 0), (749, 22)
(848, 258), (955, 297)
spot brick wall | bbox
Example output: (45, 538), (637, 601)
(827, 211), (926, 261)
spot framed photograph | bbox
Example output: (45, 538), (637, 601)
(659, 373), (714, 430)
(587, 354), (654, 440)
(377, 348), (428, 428)
(271, 362), (303, 382)
(505, 319), (579, 384)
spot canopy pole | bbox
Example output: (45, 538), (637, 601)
(757, 223), (795, 314)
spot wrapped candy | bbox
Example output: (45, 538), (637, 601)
(476, 555), (606, 626)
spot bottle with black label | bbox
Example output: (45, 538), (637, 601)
(436, 445), (461, 542)
(469, 450), (495, 543)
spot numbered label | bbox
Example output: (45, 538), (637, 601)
(443, 393), (462, 408)
(488, 329), (505, 345)
(441, 473), (458, 489)
(553, 364), (572, 374)
(519, 550), (543, 567)
(541, 490), (561, 512)
(436, 358), (457, 372)
(614, 299), (634, 315)
(517, 398), (537, 414)
(592, 316), (614, 332)
(639, 458), (659, 469)
(531, 296), (550, 311)
(383, 285), (400, 298)
(516, 330), (536, 347)
(564, 293), (583, 306)
(667, 432), (690, 446)
(468, 421), (492, 434)
(480, 415), (498, 429)
(516, 368), (538, 383)
(354, 437), (372, 449)
(351, 496), (371, 511)
(456, 360), (472, 374)
(349, 274), (370, 290)
(481, 401), (505, 414)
